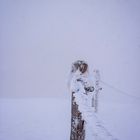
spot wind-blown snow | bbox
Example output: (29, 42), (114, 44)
(73, 91), (117, 140)
(69, 68), (117, 140)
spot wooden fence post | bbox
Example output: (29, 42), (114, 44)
(92, 69), (102, 113)
(70, 92), (85, 140)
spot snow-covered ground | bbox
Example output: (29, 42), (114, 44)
(0, 93), (140, 140)
(97, 83), (140, 140)
(0, 98), (71, 140)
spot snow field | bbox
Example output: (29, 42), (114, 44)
(0, 95), (140, 140)
(0, 98), (71, 140)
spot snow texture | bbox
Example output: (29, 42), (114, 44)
(70, 70), (118, 140)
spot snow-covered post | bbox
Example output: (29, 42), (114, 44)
(70, 60), (87, 140)
(69, 60), (95, 140)
(92, 69), (102, 113)
(70, 92), (85, 140)
(69, 65), (118, 140)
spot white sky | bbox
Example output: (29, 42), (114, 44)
(0, 0), (140, 98)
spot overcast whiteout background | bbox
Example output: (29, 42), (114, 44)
(0, 0), (140, 140)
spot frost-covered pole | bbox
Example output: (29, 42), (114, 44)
(70, 60), (96, 140)
(92, 69), (102, 113)
(70, 60), (87, 140)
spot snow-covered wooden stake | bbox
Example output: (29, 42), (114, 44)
(70, 92), (85, 140)
(70, 60), (87, 140)
(69, 65), (118, 140)
(69, 61), (98, 140)
(92, 69), (102, 113)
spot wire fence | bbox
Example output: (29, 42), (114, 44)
(100, 80), (140, 100)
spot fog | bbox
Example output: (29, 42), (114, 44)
(0, 0), (140, 98)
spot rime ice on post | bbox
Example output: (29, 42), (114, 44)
(92, 69), (102, 113)
(69, 63), (118, 140)
(69, 60), (94, 140)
